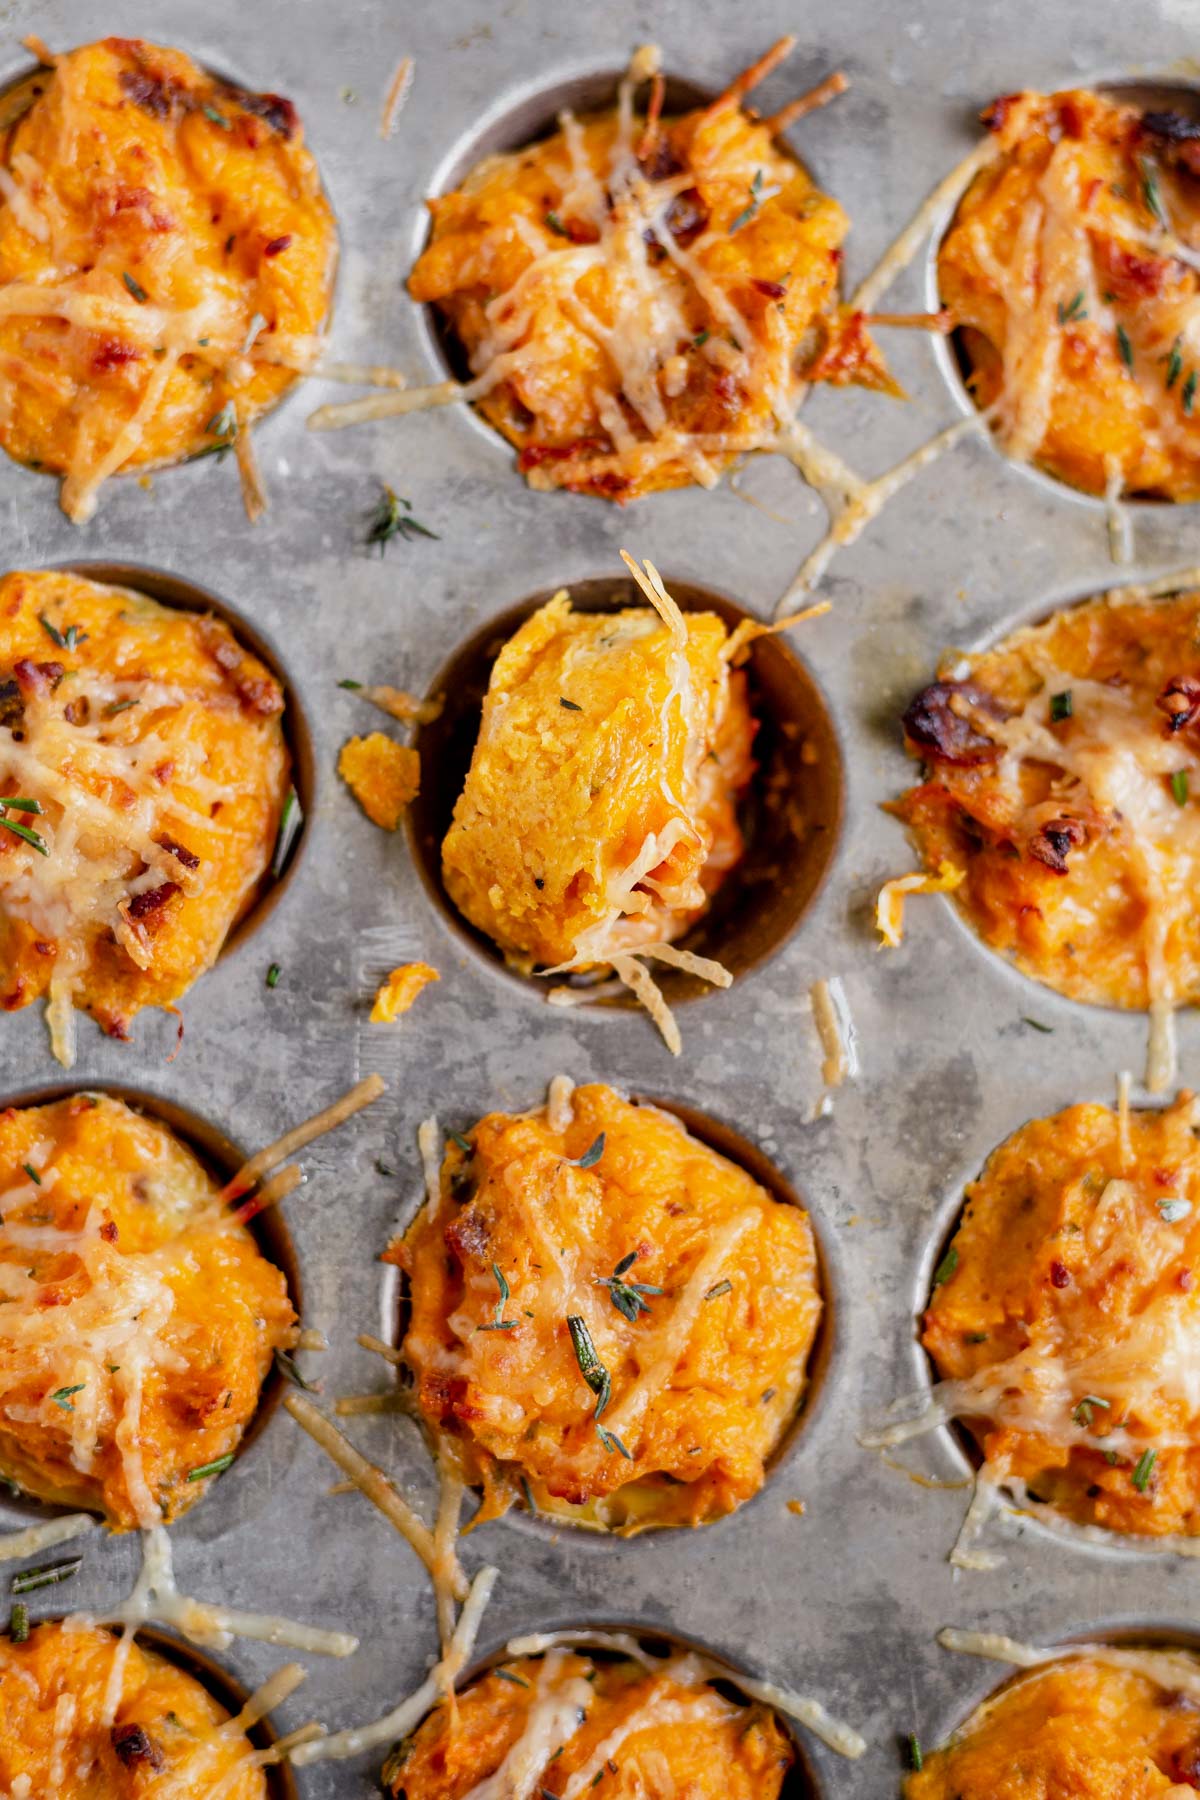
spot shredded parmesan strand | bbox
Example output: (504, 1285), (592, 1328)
(315, 361), (409, 388)
(546, 1074), (576, 1134)
(851, 136), (1004, 313)
(291, 1565), (498, 1766)
(610, 953), (682, 1055)
(223, 1075), (385, 1201)
(283, 1391), (468, 1601)
(502, 1630), (865, 1761)
(702, 36), (796, 122)
(379, 55), (414, 140)
(765, 71), (848, 135)
(722, 600), (830, 664)
(358, 1331), (404, 1367)
(639, 941), (733, 987)
(231, 1162), (302, 1224)
(0, 1512), (96, 1563)
(619, 550), (688, 649)
(939, 1627), (1200, 1702)
(810, 976), (858, 1088)
(83, 1524), (356, 1656)
(308, 378), (465, 431)
(417, 1116), (443, 1225)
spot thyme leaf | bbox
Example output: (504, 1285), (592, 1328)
(367, 484), (439, 554)
(567, 1314), (611, 1418)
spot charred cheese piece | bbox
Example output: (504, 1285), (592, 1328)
(393, 1083), (821, 1531)
(0, 1621), (269, 1798)
(922, 1093), (1200, 1543)
(0, 1093), (295, 1530)
(384, 1647), (795, 1799)
(894, 587), (1200, 1054)
(0, 568), (290, 1065)
(908, 1652), (1200, 1797)
(442, 584), (755, 981)
(940, 88), (1200, 500)
(408, 42), (887, 501)
(0, 35), (336, 522)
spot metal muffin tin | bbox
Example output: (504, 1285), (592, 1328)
(4, 0), (1200, 1791)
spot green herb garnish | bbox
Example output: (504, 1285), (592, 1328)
(544, 211), (569, 237)
(1072, 1395), (1110, 1429)
(338, 679), (363, 691)
(50, 1384), (84, 1412)
(1185, 369), (1197, 415)
(1131, 1447), (1157, 1493)
(907, 1733), (923, 1772)
(1117, 323), (1134, 370)
(273, 1348), (317, 1392)
(12, 1558), (82, 1594)
(693, 329), (710, 347)
(21, 1164), (40, 1186)
(0, 817), (48, 856)
(1057, 291), (1086, 325)
(271, 786), (302, 878)
(595, 1251), (663, 1323)
(477, 1262), (516, 1332)
(567, 1314), (611, 1419)
(450, 1132), (472, 1154)
(559, 696), (582, 712)
(9, 1602), (28, 1641)
(122, 271), (149, 303)
(1160, 1196), (1192, 1223)
(932, 1247), (958, 1287)
(1166, 334), (1183, 390)
(0, 797), (41, 814)
(1049, 690), (1073, 722)
(186, 1453), (235, 1483)
(495, 1668), (530, 1687)
(266, 962), (282, 989)
(1172, 769), (1189, 806)
(596, 1425), (633, 1458)
(729, 169), (764, 234)
(705, 1278), (733, 1300)
(367, 484), (439, 554)
(1021, 1017), (1053, 1033)
(569, 1134), (605, 1170)
(38, 614), (86, 651)
(205, 401), (238, 456)
(104, 698), (138, 717)
(203, 103), (230, 128)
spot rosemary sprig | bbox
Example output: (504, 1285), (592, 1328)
(122, 270), (149, 303)
(1056, 291), (1086, 325)
(477, 1262), (517, 1332)
(1131, 1447), (1157, 1493)
(12, 1558), (82, 1594)
(367, 485), (439, 555)
(729, 169), (764, 234)
(1116, 323), (1134, 371)
(185, 1453), (234, 1483)
(38, 614), (86, 651)
(0, 816), (49, 856)
(273, 1348), (317, 1391)
(932, 1246), (958, 1287)
(271, 787), (302, 878)
(0, 797), (41, 813)
(594, 1250), (663, 1323)
(1166, 334), (1183, 390)
(568, 1134), (605, 1170)
(567, 1314), (611, 1419)
(1072, 1395), (1110, 1429)
(9, 1602), (28, 1641)
(1139, 155), (1168, 229)
(50, 1384), (85, 1412)
(1185, 369), (1198, 416)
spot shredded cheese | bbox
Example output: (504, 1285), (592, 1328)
(875, 861), (965, 947)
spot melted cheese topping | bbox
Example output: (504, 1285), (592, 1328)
(909, 1643), (1200, 1798)
(441, 569), (754, 1050)
(0, 1621), (273, 1799)
(868, 1092), (1200, 1552)
(940, 88), (1200, 501)
(381, 1647), (800, 1798)
(896, 584), (1200, 1082)
(400, 43), (886, 501)
(0, 36), (336, 522)
(0, 569), (290, 1065)
(393, 1083), (822, 1532)
(0, 1094), (295, 1530)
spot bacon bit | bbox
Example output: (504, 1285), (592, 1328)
(63, 696), (90, 726)
(123, 881), (180, 926)
(1167, 1743), (1200, 1783)
(981, 93), (1022, 134)
(117, 67), (180, 120)
(111, 1725), (165, 1771)
(1049, 1259), (1070, 1289)
(32, 941), (54, 957)
(902, 681), (1001, 766)
(13, 659), (63, 696)
(638, 138), (684, 183)
(766, 69), (849, 135)
(1154, 1166), (1178, 1186)
(152, 759), (174, 785)
(100, 1220), (118, 1243)
(156, 835), (200, 871)
(92, 340), (141, 373)
(753, 278), (789, 300)
(198, 624), (284, 716)
(1158, 676), (1200, 734)
(263, 233), (293, 258)
(106, 185), (174, 233)
(1057, 95), (1086, 138)
(803, 309), (900, 393)
(1095, 239), (1170, 301)
(1028, 816), (1086, 875)
(518, 437), (608, 471)
(237, 89), (298, 140)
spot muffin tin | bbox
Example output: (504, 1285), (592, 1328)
(3, 0), (1200, 1791)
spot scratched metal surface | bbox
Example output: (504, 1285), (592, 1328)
(2, 0), (1200, 1792)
